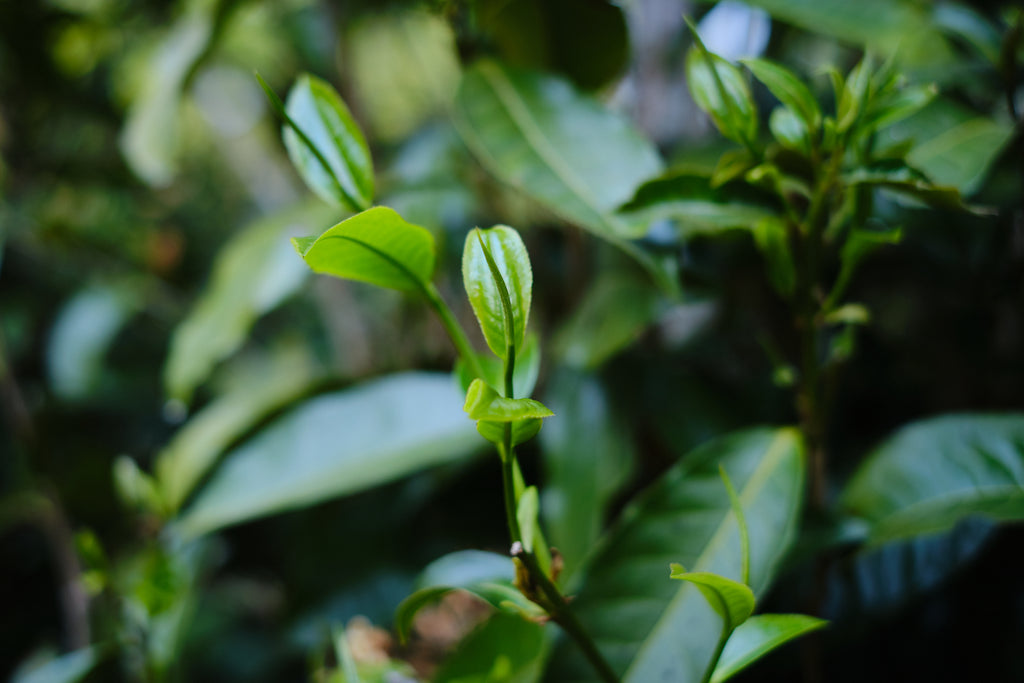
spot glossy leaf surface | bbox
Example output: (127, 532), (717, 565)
(283, 74), (374, 210)
(842, 414), (1024, 542)
(710, 614), (826, 683)
(686, 44), (758, 147)
(546, 428), (805, 682)
(462, 226), (532, 359)
(176, 373), (480, 536)
(668, 567), (756, 628)
(293, 206), (435, 292)
(464, 380), (553, 422)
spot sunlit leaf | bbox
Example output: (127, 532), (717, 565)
(281, 74), (374, 211)
(293, 206), (435, 292)
(464, 379), (553, 422)
(462, 226), (532, 360)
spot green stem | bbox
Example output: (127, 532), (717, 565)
(422, 282), (487, 383)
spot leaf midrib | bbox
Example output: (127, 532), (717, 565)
(622, 429), (798, 681)
(474, 62), (631, 237)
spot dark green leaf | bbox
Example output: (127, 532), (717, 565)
(842, 166), (979, 213)
(175, 373), (480, 536)
(668, 567), (756, 628)
(825, 226), (901, 310)
(711, 149), (758, 188)
(165, 202), (335, 403)
(477, 0), (629, 91)
(464, 379), (553, 422)
(741, 58), (821, 130)
(546, 428), (805, 682)
(710, 614), (826, 683)
(863, 83), (937, 131)
(294, 206), (435, 292)
(540, 370), (634, 581)
(454, 61), (672, 290)
(841, 414), (1024, 543)
(686, 44), (758, 147)
(462, 226), (532, 360)
(434, 612), (546, 683)
(752, 218), (796, 298)
(554, 273), (663, 369)
(905, 116), (1014, 195)
(282, 73), (374, 211)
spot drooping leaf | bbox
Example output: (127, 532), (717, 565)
(394, 551), (540, 644)
(842, 165), (979, 213)
(462, 226), (532, 360)
(685, 36), (758, 148)
(710, 614), (826, 683)
(464, 379), (553, 422)
(157, 348), (317, 511)
(454, 60), (672, 290)
(825, 226), (901, 310)
(434, 612), (547, 683)
(281, 73), (374, 211)
(546, 428), (805, 682)
(175, 372), (480, 536)
(741, 58), (821, 130)
(541, 370), (634, 582)
(841, 414), (1024, 543)
(668, 567), (756, 628)
(165, 202), (334, 403)
(293, 206), (435, 292)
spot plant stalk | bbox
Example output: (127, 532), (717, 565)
(422, 282), (487, 382)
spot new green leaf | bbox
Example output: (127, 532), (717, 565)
(710, 614), (826, 683)
(279, 73), (374, 211)
(463, 379), (553, 422)
(462, 226), (532, 360)
(293, 206), (435, 292)
(668, 568), (756, 629)
(685, 34), (758, 148)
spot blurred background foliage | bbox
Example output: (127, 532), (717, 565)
(1, 0), (1023, 681)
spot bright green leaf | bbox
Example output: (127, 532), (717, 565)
(175, 373), (480, 536)
(668, 568), (755, 629)
(476, 418), (544, 448)
(768, 107), (811, 153)
(710, 614), (826, 683)
(455, 332), (541, 397)
(752, 218), (796, 298)
(516, 486), (540, 553)
(462, 226), (532, 360)
(842, 414), (1024, 543)
(546, 428), (805, 682)
(741, 58), (821, 130)
(464, 379), (553, 422)
(282, 73), (374, 211)
(294, 206), (435, 292)
(685, 40), (758, 148)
